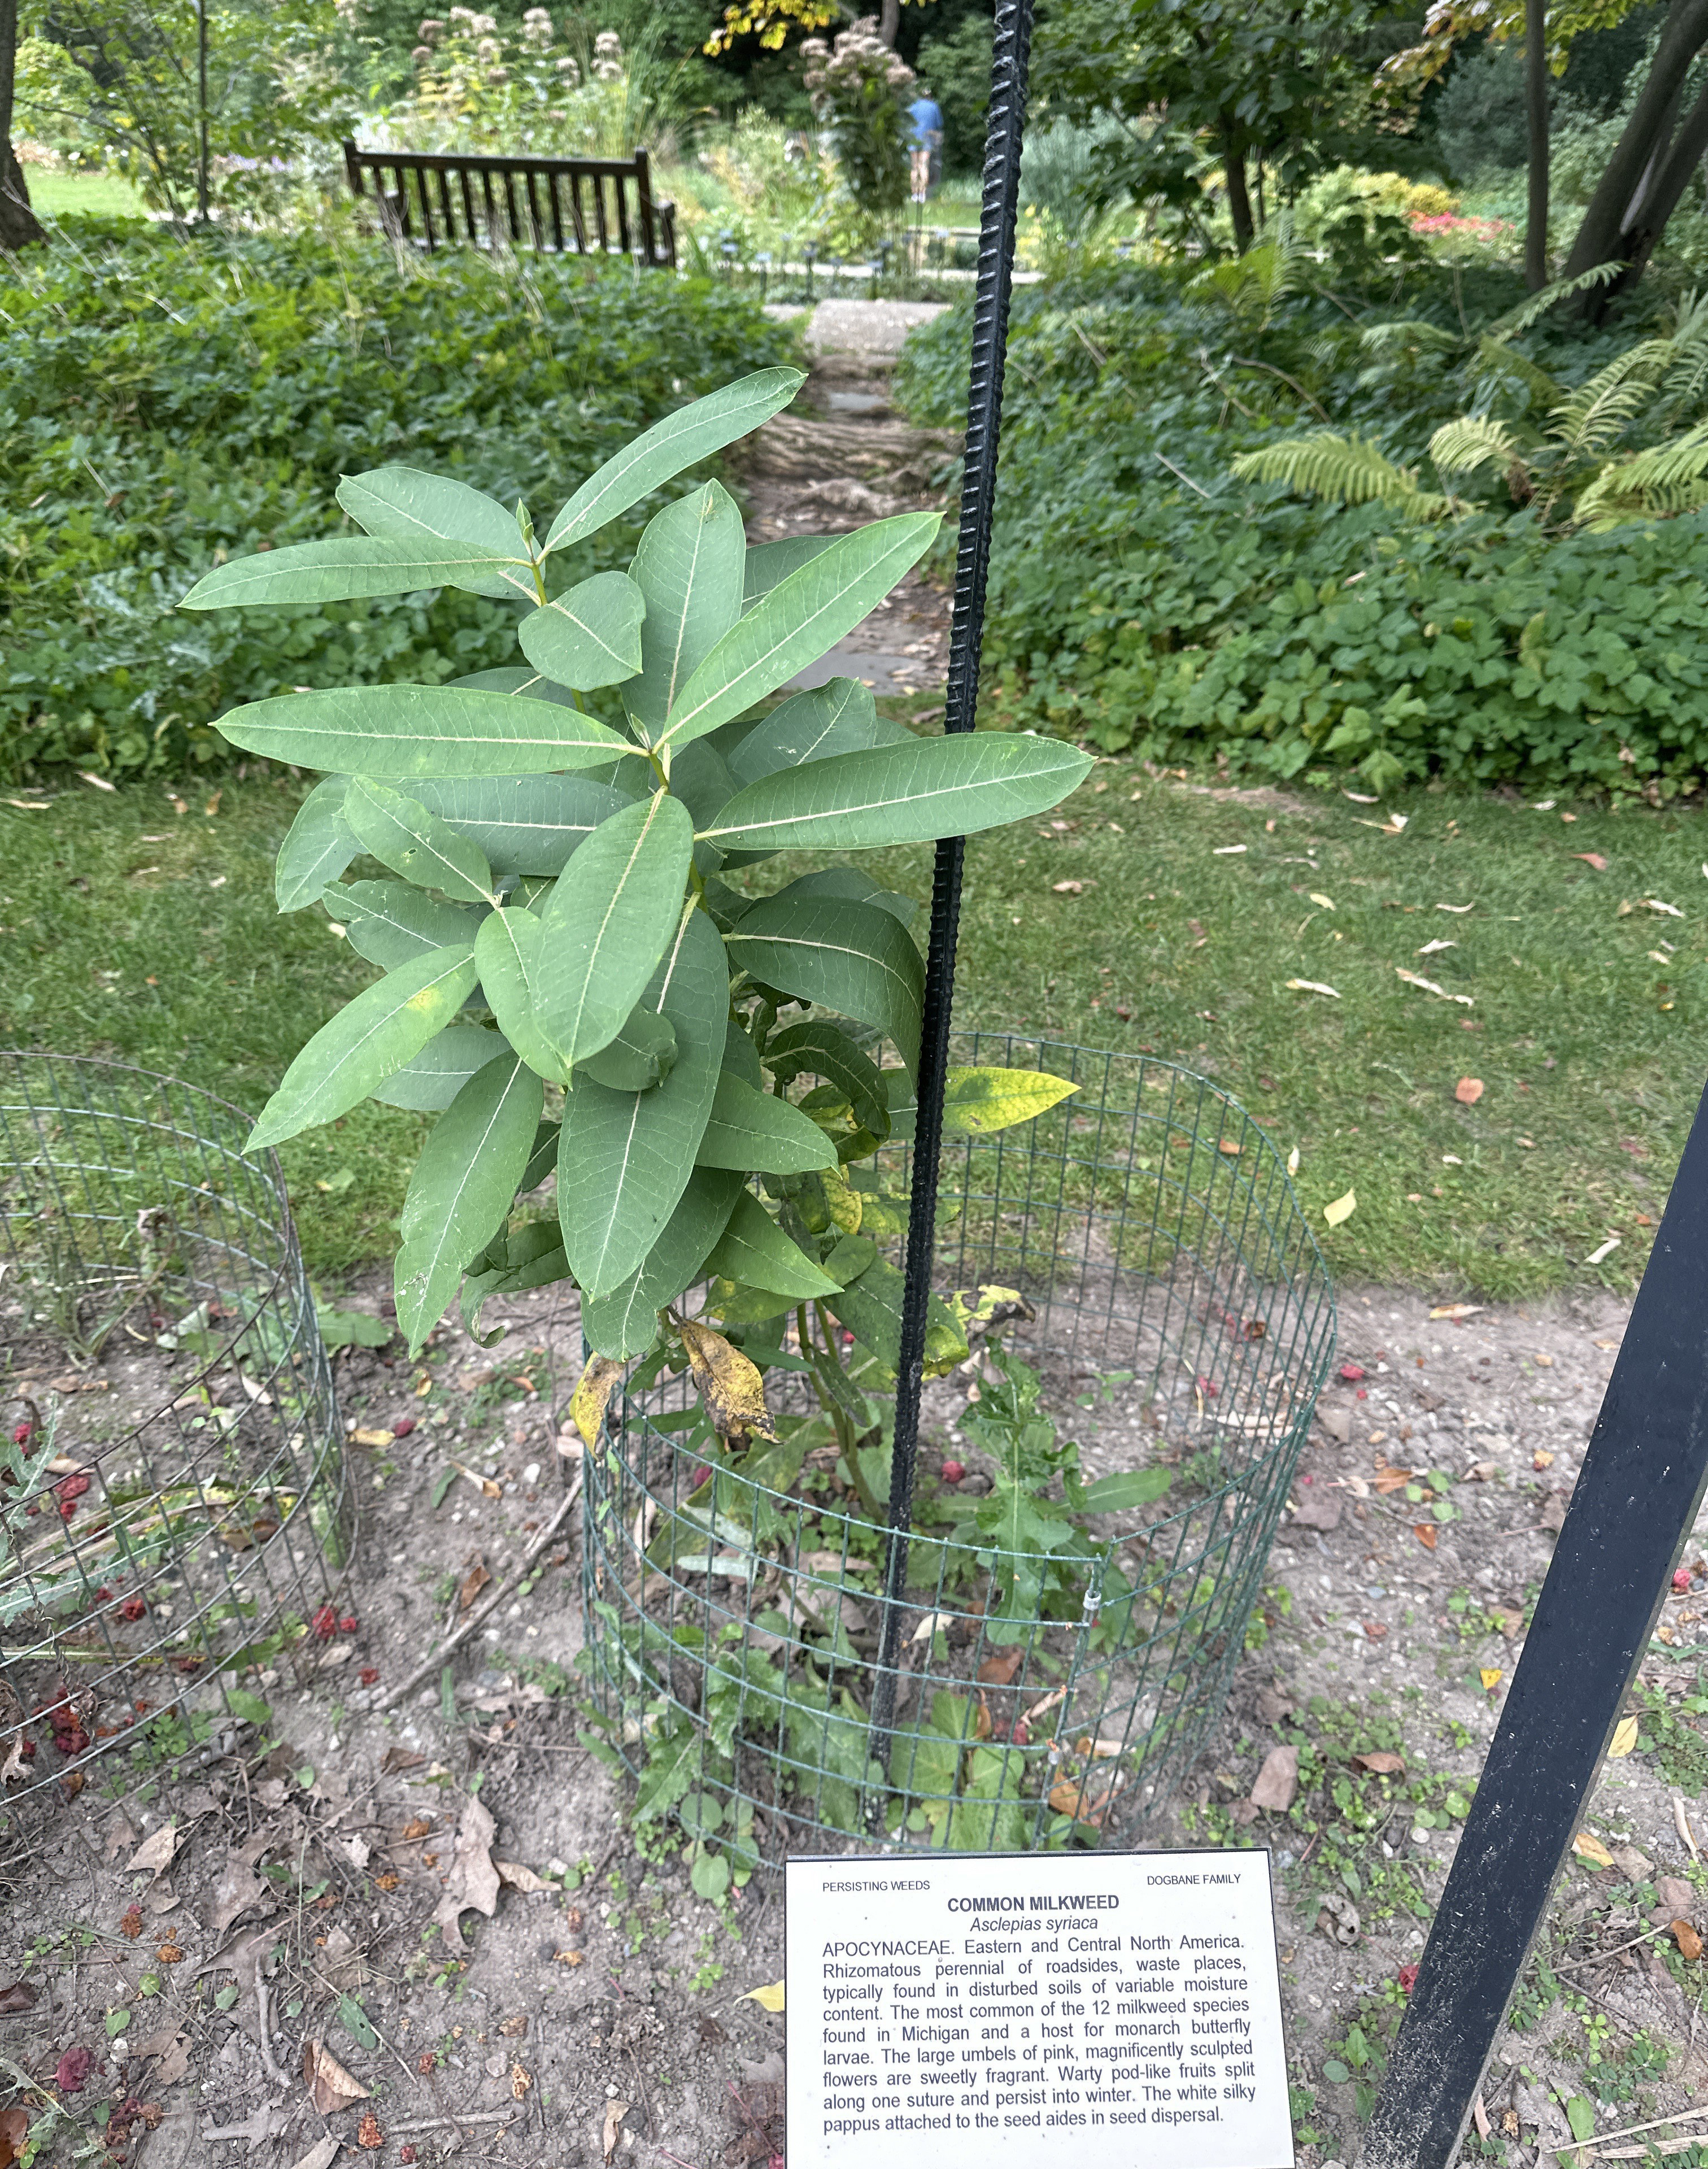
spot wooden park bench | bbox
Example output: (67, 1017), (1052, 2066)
(341, 141), (677, 271)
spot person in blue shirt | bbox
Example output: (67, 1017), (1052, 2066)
(908, 88), (944, 201)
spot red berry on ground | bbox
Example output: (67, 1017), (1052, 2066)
(339, 1615), (359, 1634)
(120, 1597), (146, 1622)
(1398, 1963), (1419, 1996)
(359, 1667), (380, 1686)
(1675, 1567), (1693, 1592)
(393, 1417), (416, 1438)
(312, 1605), (337, 1640)
(1339, 1363), (1366, 1382)
(940, 1460), (966, 1484)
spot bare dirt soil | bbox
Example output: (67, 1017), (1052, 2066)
(1, 1270), (1704, 2169)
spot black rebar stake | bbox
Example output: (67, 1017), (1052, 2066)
(1360, 1077), (1708, 2168)
(868, 0), (1035, 1763)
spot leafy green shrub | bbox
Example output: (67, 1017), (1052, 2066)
(0, 219), (799, 782)
(896, 258), (1708, 795)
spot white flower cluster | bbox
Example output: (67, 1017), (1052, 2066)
(521, 6), (555, 46)
(593, 29), (624, 81)
(800, 19), (913, 98)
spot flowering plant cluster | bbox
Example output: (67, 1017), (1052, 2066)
(372, 10), (637, 159)
(799, 18), (914, 227)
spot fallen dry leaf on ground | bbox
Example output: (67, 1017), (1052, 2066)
(1353, 1750), (1405, 1775)
(977, 1649), (1023, 1686)
(1052, 879), (1083, 895)
(1414, 1524), (1438, 1549)
(458, 1556), (491, 1611)
(1573, 1830), (1616, 1869)
(1430, 1303), (1484, 1321)
(1249, 1745), (1299, 1811)
(495, 1859), (552, 1894)
(431, 1795), (500, 1944)
(303, 2039), (368, 2115)
(1397, 968), (1473, 1006)
(1322, 1188), (1357, 1227)
(0, 2109), (27, 2169)
(209, 1832), (273, 1939)
(1609, 1716), (1640, 1758)
(739, 1981), (786, 2013)
(1285, 979), (1340, 998)
(0, 1983), (37, 2015)
(1672, 1919), (1704, 1961)
(126, 1824), (180, 1878)
(603, 2099), (630, 2163)
(1373, 1466), (1415, 1493)
(286, 2139), (342, 2169)
(1574, 852), (1609, 872)
(1455, 1077), (1484, 1104)
(130, 2029), (191, 2088)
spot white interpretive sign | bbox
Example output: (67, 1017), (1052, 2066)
(785, 1847), (1293, 2169)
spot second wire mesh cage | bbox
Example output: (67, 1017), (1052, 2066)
(581, 1037), (1336, 1878)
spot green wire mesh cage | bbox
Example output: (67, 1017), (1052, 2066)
(0, 1053), (351, 1824)
(580, 1037), (1336, 1876)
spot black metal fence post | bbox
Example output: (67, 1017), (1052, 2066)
(1360, 1078), (1708, 2167)
(868, 0), (1035, 1757)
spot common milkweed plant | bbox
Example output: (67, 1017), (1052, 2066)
(184, 370), (1090, 1449)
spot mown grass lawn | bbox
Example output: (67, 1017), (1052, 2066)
(3, 759), (1702, 1297)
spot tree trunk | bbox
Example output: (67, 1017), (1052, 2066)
(1525, 0), (1549, 289)
(1562, 0), (1708, 284)
(1222, 139), (1253, 252)
(1602, 73), (1708, 295)
(0, 0), (46, 250)
(878, 0), (900, 47)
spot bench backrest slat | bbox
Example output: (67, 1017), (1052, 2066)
(341, 141), (675, 269)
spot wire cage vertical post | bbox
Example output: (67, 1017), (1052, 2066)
(870, 0), (1038, 1752)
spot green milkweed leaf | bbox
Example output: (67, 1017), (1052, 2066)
(581, 1169), (744, 1360)
(543, 368), (805, 552)
(575, 1005), (677, 1091)
(762, 1020), (890, 1141)
(1077, 1469), (1173, 1513)
(343, 778), (495, 904)
(369, 1023), (512, 1111)
(742, 533), (838, 608)
(556, 905), (726, 1298)
(248, 944), (478, 1151)
(726, 894), (923, 1075)
(702, 1191), (839, 1299)
(213, 685), (642, 779)
(725, 677), (906, 787)
(405, 773), (637, 876)
(395, 1055), (545, 1350)
(827, 1253), (968, 1379)
(624, 481), (746, 739)
(276, 777), (356, 911)
(704, 734), (1093, 852)
(696, 1072), (836, 1175)
(517, 571), (646, 691)
(535, 792), (694, 1069)
(331, 880), (482, 972)
(179, 535), (534, 609)
(658, 512), (940, 754)
(474, 905), (572, 1083)
(336, 465), (539, 601)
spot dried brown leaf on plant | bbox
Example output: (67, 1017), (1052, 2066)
(302, 2039), (369, 2115)
(603, 2099), (631, 2163)
(431, 1795), (501, 1944)
(678, 1319), (777, 1445)
(570, 1353), (626, 1449)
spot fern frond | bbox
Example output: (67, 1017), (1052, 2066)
(1473, 334), (1565, 411)
(1231, 434), (1454, 518)
(1550, 341), (1670, 455)
(1359, 319), (1463, 355)
(1661, 342), (1708, 414)
(1574, 419), (1708, 526)
(1484, 259), (1624, 342)
(1428, 415), (1519, 474)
